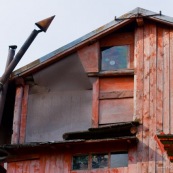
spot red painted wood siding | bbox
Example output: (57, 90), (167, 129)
(134, 22), (173, 172)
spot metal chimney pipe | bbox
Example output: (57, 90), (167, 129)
(0, 29), (41, 91)
(0, 15), (55, 91)
(0, 46), (17, 125)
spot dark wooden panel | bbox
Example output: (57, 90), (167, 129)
(99, 98), (133, 124)
(26, 91), (92, 142)
(100, 32), (134, 47)
(99, 90), (133, 99)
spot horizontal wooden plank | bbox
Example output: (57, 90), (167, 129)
(100, 77), (134, 92)
(100, 90), (133, 99)
(100, 32), (134, 47)
(87, 69), (134, 77)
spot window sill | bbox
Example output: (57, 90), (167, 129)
(87, 69), (134, 77)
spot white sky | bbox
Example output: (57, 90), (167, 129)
(0, 0), (173, 75)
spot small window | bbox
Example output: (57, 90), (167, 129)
(72, 152), (128, 171)
(101, 45), (129, 71)
(110, 152), (128, 168)
(92, 153), (108, 169)
(72, 155), (88, 170)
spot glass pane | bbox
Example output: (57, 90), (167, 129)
(111, 152), (128, 168)
(92, 153), (108, 169)
(72, 155), (88, 170)
(101, 45), (129, 71)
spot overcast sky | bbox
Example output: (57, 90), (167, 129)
(0, 0), (173, 75)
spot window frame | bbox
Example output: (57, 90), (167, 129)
(71, 151), (128, 171)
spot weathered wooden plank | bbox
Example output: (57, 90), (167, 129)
(19, 85), (29, 144)
(22, 160), (30, 173)
(78, 42), (99, 73)
(134, 26), (144, 173)
(148, 23), (157, 173)
(169, 29), (173, 173)
(163, 27), (170, 134)
(156, 26), (164, 173)
(40, 155), (46, 173)
(30, 160), (39, 173)
(63, 152), (71, 173)
(100, 77), (134, 92)
(11, 86), (23, 144)
(163, 27), (170, 173)
(142, 22), (151, 173)
(170, 30), (173, 133)
(100, 32), (134, 47)
(128, 145), (137, 173)
(7, 162), (16, 173)
(99, 90), (133, 99)
(99, 98), (133, 124)
(15, 161), (23, 173)
(55, 154), (64, 172)
(92, 79), (99, 127)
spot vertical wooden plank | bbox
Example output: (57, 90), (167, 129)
(30, 160), (40, 173)
(142, 22), (150, 173)
(163, 28), (170, 134)
(15, 161), (23, 173)
(92, 79), (99, 127)
(55, 154), (64, 172)
(7, 162), (16, 173)
(170, 30), (173, 133)
(163, 28), (170, 173)
(40, 155), (46, 173)
(23, 160), (30, 173)
(134, 26), (144, 173)
(45, 156), (51, 173)
(128, 145), (137, 173)
(48, 155), (56, 173)
(19, 85), (29, 144)
(148, 23), (157, 173)
(11, 86), (23, 144)
(156, 26), (164, 173)
(64, 152), (71, 173)
(169, 29), (173, 173)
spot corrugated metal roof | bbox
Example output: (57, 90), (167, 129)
(12, 7), (173, 77)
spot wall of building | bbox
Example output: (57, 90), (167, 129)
(25, 53), (92, 142)
(134, 20), (173, 172)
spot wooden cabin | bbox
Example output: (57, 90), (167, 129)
(1, 7), (173, 172)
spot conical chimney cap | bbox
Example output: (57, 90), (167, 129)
(35, 15), (55, 32)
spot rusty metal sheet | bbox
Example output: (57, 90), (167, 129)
(26, 90), (92, 142)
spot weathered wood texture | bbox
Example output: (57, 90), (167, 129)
(11, 86), (23, 144)
(7, 160), (39, 173)
(78, 42), (99, 73)
(134, 22), (173, 172)
(99, 77), (134, 124)
(19, 85), (29, 144)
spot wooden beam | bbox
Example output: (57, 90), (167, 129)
(99, 90), (133, 99)
(19, 85), (29, 144)
(11, 85), (24, 144)
(92, 79), (99, 128)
